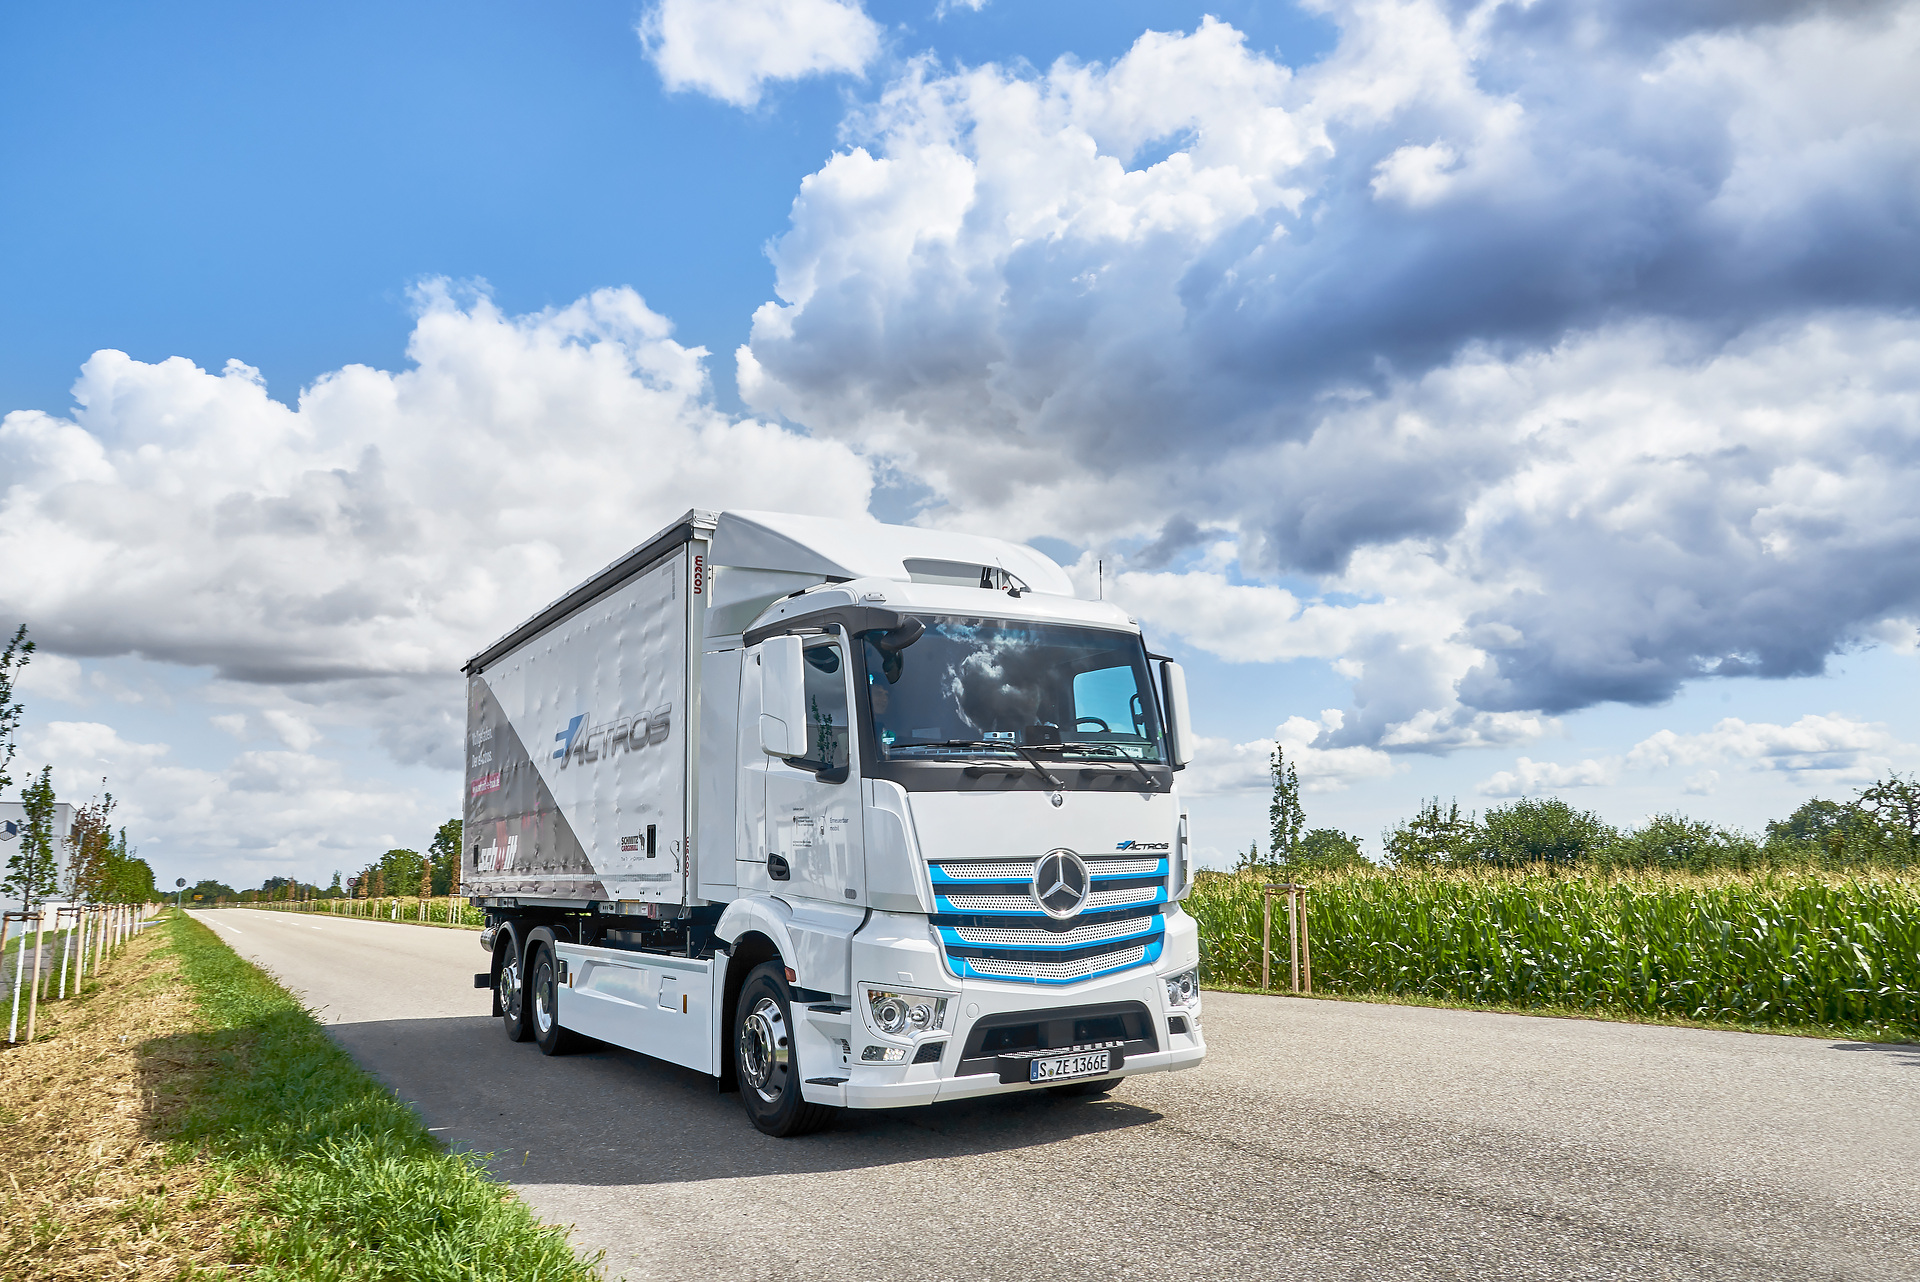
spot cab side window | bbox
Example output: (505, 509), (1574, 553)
(800, 639), (850, 776)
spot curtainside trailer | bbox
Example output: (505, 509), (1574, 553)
(463, 509), (1205, 1135)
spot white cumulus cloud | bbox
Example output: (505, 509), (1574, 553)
(1474, 713), (1907, 798)
(1478, 756), (1622, 798)
(640, 0), (882, 107)
(1, 280), (872, 796)
(737, 3), (1920, 753)
(1625, 714), (1905, 780)
(1183, 710), (1399, 798)
(24, 720), (428, 873)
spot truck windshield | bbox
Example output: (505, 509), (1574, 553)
(861, 617), (1166, 764)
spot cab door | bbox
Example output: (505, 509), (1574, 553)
(763, 634), (866, 907)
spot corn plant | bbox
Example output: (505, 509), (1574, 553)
(1186, 867), (1920, 1038)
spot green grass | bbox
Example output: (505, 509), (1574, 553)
(165, 911), (601, 1280)
(1187, 867), (1920, 1042)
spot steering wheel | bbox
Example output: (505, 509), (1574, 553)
(1074, 716), (1111, 732)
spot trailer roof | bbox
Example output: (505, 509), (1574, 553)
(463, 508), (1077, 675)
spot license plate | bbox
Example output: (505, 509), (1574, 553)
(1029, 1050), (1110, 1083)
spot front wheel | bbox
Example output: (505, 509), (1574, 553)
(734, 962), (837, 1138)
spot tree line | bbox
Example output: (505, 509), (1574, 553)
(181, 818), (464, 905)
(1237, 745), (1920, 876)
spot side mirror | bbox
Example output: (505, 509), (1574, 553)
(871, 615), (925, 652)
(1159, 660), (1193, 769)
(757, 635), (809, 757)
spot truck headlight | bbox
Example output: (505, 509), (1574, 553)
(866, 989), (950, 1037)
(1164, 968), (1200, 1008)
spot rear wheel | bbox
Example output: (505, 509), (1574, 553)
(734, 962), (837, 1137)
(498, 929), (532, 1043)
(530, 940), (582, 1056)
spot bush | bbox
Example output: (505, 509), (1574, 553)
(1477, 797), (1613, 867)
(1600, 813), (1761, 874)
(1294, 828), (1369, 870)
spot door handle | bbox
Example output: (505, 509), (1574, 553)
(767, 853), (791, 881)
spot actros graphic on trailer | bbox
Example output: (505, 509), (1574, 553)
(463, 510), (1205, 1135)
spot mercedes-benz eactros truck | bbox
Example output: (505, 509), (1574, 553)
(464, 509), (1205, 1135)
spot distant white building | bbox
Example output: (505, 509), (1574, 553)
(0, 800), (76, 912)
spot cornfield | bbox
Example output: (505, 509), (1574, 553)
(1186, 868), (1920, 1038)
(245, 896), (486, 927)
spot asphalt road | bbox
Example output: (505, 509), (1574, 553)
(188, 908), (1920, 1281)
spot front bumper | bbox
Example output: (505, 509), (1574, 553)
(800, 905), (1206, 1108)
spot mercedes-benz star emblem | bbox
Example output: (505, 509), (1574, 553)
(1031, 848), (1091, 919)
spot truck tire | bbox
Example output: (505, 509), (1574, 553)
(527, 933), (583, 1056)
(734, 962), (837, 1138)
(498, 925), (533, 1043)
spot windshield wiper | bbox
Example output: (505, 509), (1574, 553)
(1049, 741), (1162, 790)
(905, 739), (1064, 788)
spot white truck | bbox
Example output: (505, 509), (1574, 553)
(463, 510), (1205, 1135)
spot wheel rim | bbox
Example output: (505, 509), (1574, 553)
(739, 996), (790, 1103)
(533, 954), (555, 1035)
(500, 955), (520, 1020)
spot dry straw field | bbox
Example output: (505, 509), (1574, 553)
(0, 919), (249, 1277)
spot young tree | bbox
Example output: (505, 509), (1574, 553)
(64, 784), (116, 903)
(0, 624), (32, 799)
(428, 818), (463, 896)
(1268, 746), (1304, 863)
(1858, 773), (1920, 849)
(379, 848), (423, 898)
(1383, 799), (1481, 867)
(4, 766), (60, 909)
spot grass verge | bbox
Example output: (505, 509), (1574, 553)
(0, 911), (251, 1278)
(163, 910), (601, 1280)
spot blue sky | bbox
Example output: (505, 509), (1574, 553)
(4, 0), (1917, 890)
(0, 1), (1334, 420)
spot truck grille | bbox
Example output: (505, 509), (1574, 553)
(934, 883), (1165, 915)
(964, 945), (1150, 983)
(948, 916), (1153, 948)
(928, 855), (1167, 986)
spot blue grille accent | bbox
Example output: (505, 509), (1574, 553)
(927, 855), (1168, 985)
